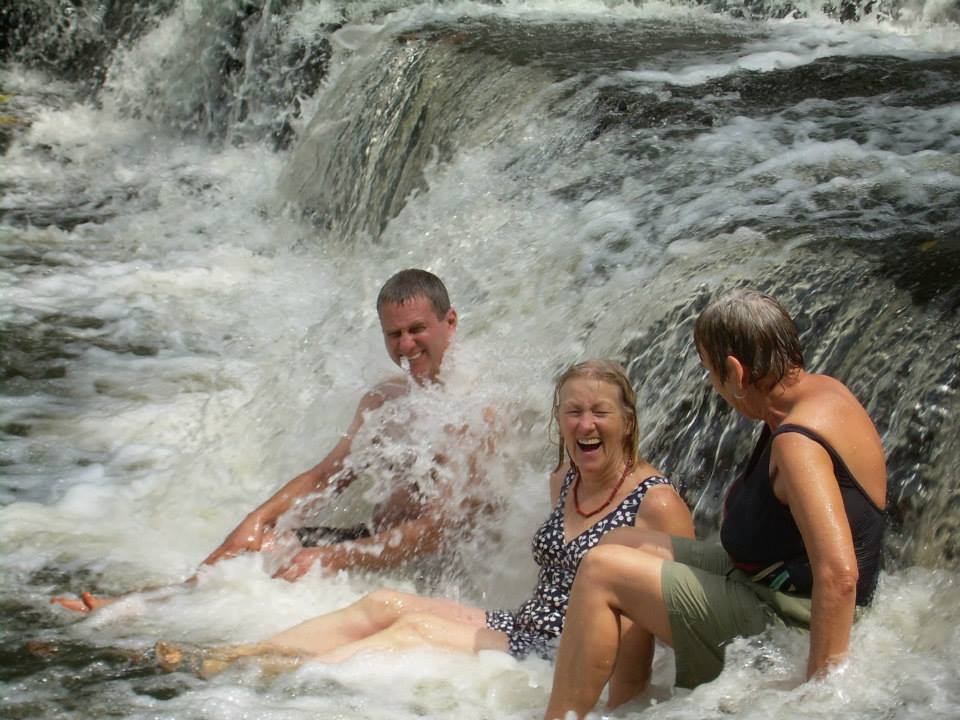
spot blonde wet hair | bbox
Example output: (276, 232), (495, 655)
(552, 359), (640, 473)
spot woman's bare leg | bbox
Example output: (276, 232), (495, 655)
(544, 544), (672, 720)
(158, 611), (508, 677)
(155, 640), (307, 678)
(156, 588), (500, 675)
(606, 618), (654, 709)
(599, 525), (677, 706)
(262, 588), (489, 655)
(315, 612), (508, 662)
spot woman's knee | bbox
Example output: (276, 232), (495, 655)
(578, 544), (637, 585)
(390, 612), (439, 642)
(358, 588), (412, 623)
(578, 545), (663, 599)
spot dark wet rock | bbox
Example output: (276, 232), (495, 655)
(592, 56), (960, 141)
(0, 0), (177, 89)
(0, 312), (158, 390)
(415, 16), (740, 78)
(0, 113), (30, 156)
(1, 204), (116, 231)
(710, 55), (960, 110)
(2, 423), (32, 437)
(1, 1), (339, 145)
(139, 1), (338, 147)
(0, 92), (32, 155)
(151, 2), (339, 147)
(592, 89), (718, 139)
(1, 636), (155, 688)
(696, 0), (894, 22)
(869, 233), (960, 311)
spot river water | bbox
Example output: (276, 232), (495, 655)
(1, 1), (959, 718)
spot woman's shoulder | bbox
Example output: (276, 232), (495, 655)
(634, 476), (695, 538)
(782, 373), (874, 434)
(774, 373), (886, 501)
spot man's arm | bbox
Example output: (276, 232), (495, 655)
(202, 388), (389, 566)
(274, 405), (503, 580)
(272, 507), (450, 580)
(277, 431), (502, 580)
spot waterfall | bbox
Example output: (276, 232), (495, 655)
(275, 12), (960, 565)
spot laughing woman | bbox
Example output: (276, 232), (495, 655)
(157, 359), (694, 677)
(544, 290), (887, 719)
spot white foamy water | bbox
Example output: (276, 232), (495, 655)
(2, 0), (960, 718)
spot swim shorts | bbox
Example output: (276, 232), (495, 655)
(661, 537), (811, 689)
(294, 525), (372, 547)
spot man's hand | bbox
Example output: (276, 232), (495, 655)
(272, 546), (347, 582)
(202, 513), (268, 566)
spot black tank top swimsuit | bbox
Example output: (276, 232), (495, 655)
(720, 423), (886, 605)
(486, 468), (672, 658)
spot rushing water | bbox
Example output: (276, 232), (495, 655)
(2, 1), (960, 718)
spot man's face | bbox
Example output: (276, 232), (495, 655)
(379, 295), (458, 381)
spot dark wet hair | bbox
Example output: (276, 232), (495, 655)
(376, 269), (451, 320)
(552, 359), (640, 472)
(694, 289), (804, 387)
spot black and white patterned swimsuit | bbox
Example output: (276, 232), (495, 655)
(485, 469), (672, 659)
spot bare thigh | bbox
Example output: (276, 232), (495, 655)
(404, 613), (511, 654)
(364, 589), (490, 626)
(264, 588), (490, 654)
(328, 611), (510, 660)
(598, 527), (675, 561)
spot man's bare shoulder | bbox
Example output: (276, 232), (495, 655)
(360, 376), (411, 409)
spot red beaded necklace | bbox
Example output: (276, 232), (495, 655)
(573, 462), (632, 518)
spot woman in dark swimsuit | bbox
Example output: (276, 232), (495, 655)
(157, 359), (694, 676)
(544, 290), (888, 720)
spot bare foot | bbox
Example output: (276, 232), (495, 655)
(155, 641), (241, 678)
(24, 640), (61, 657)
(254, 653), (306, 679)
(154, 641), (304, 679)
(155, 641), (186, 672)
(50, 596), (90, 613)
(50, 591), (119, 613)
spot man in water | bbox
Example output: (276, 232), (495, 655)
(53, 268), (473, 612)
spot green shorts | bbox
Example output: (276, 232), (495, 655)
(662, 537), (811, 689)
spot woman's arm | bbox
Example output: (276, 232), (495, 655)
(634, 484), (695, 539)
(771, 432), (859, 679)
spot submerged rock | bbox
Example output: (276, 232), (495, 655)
(0, 92), (31, 155)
